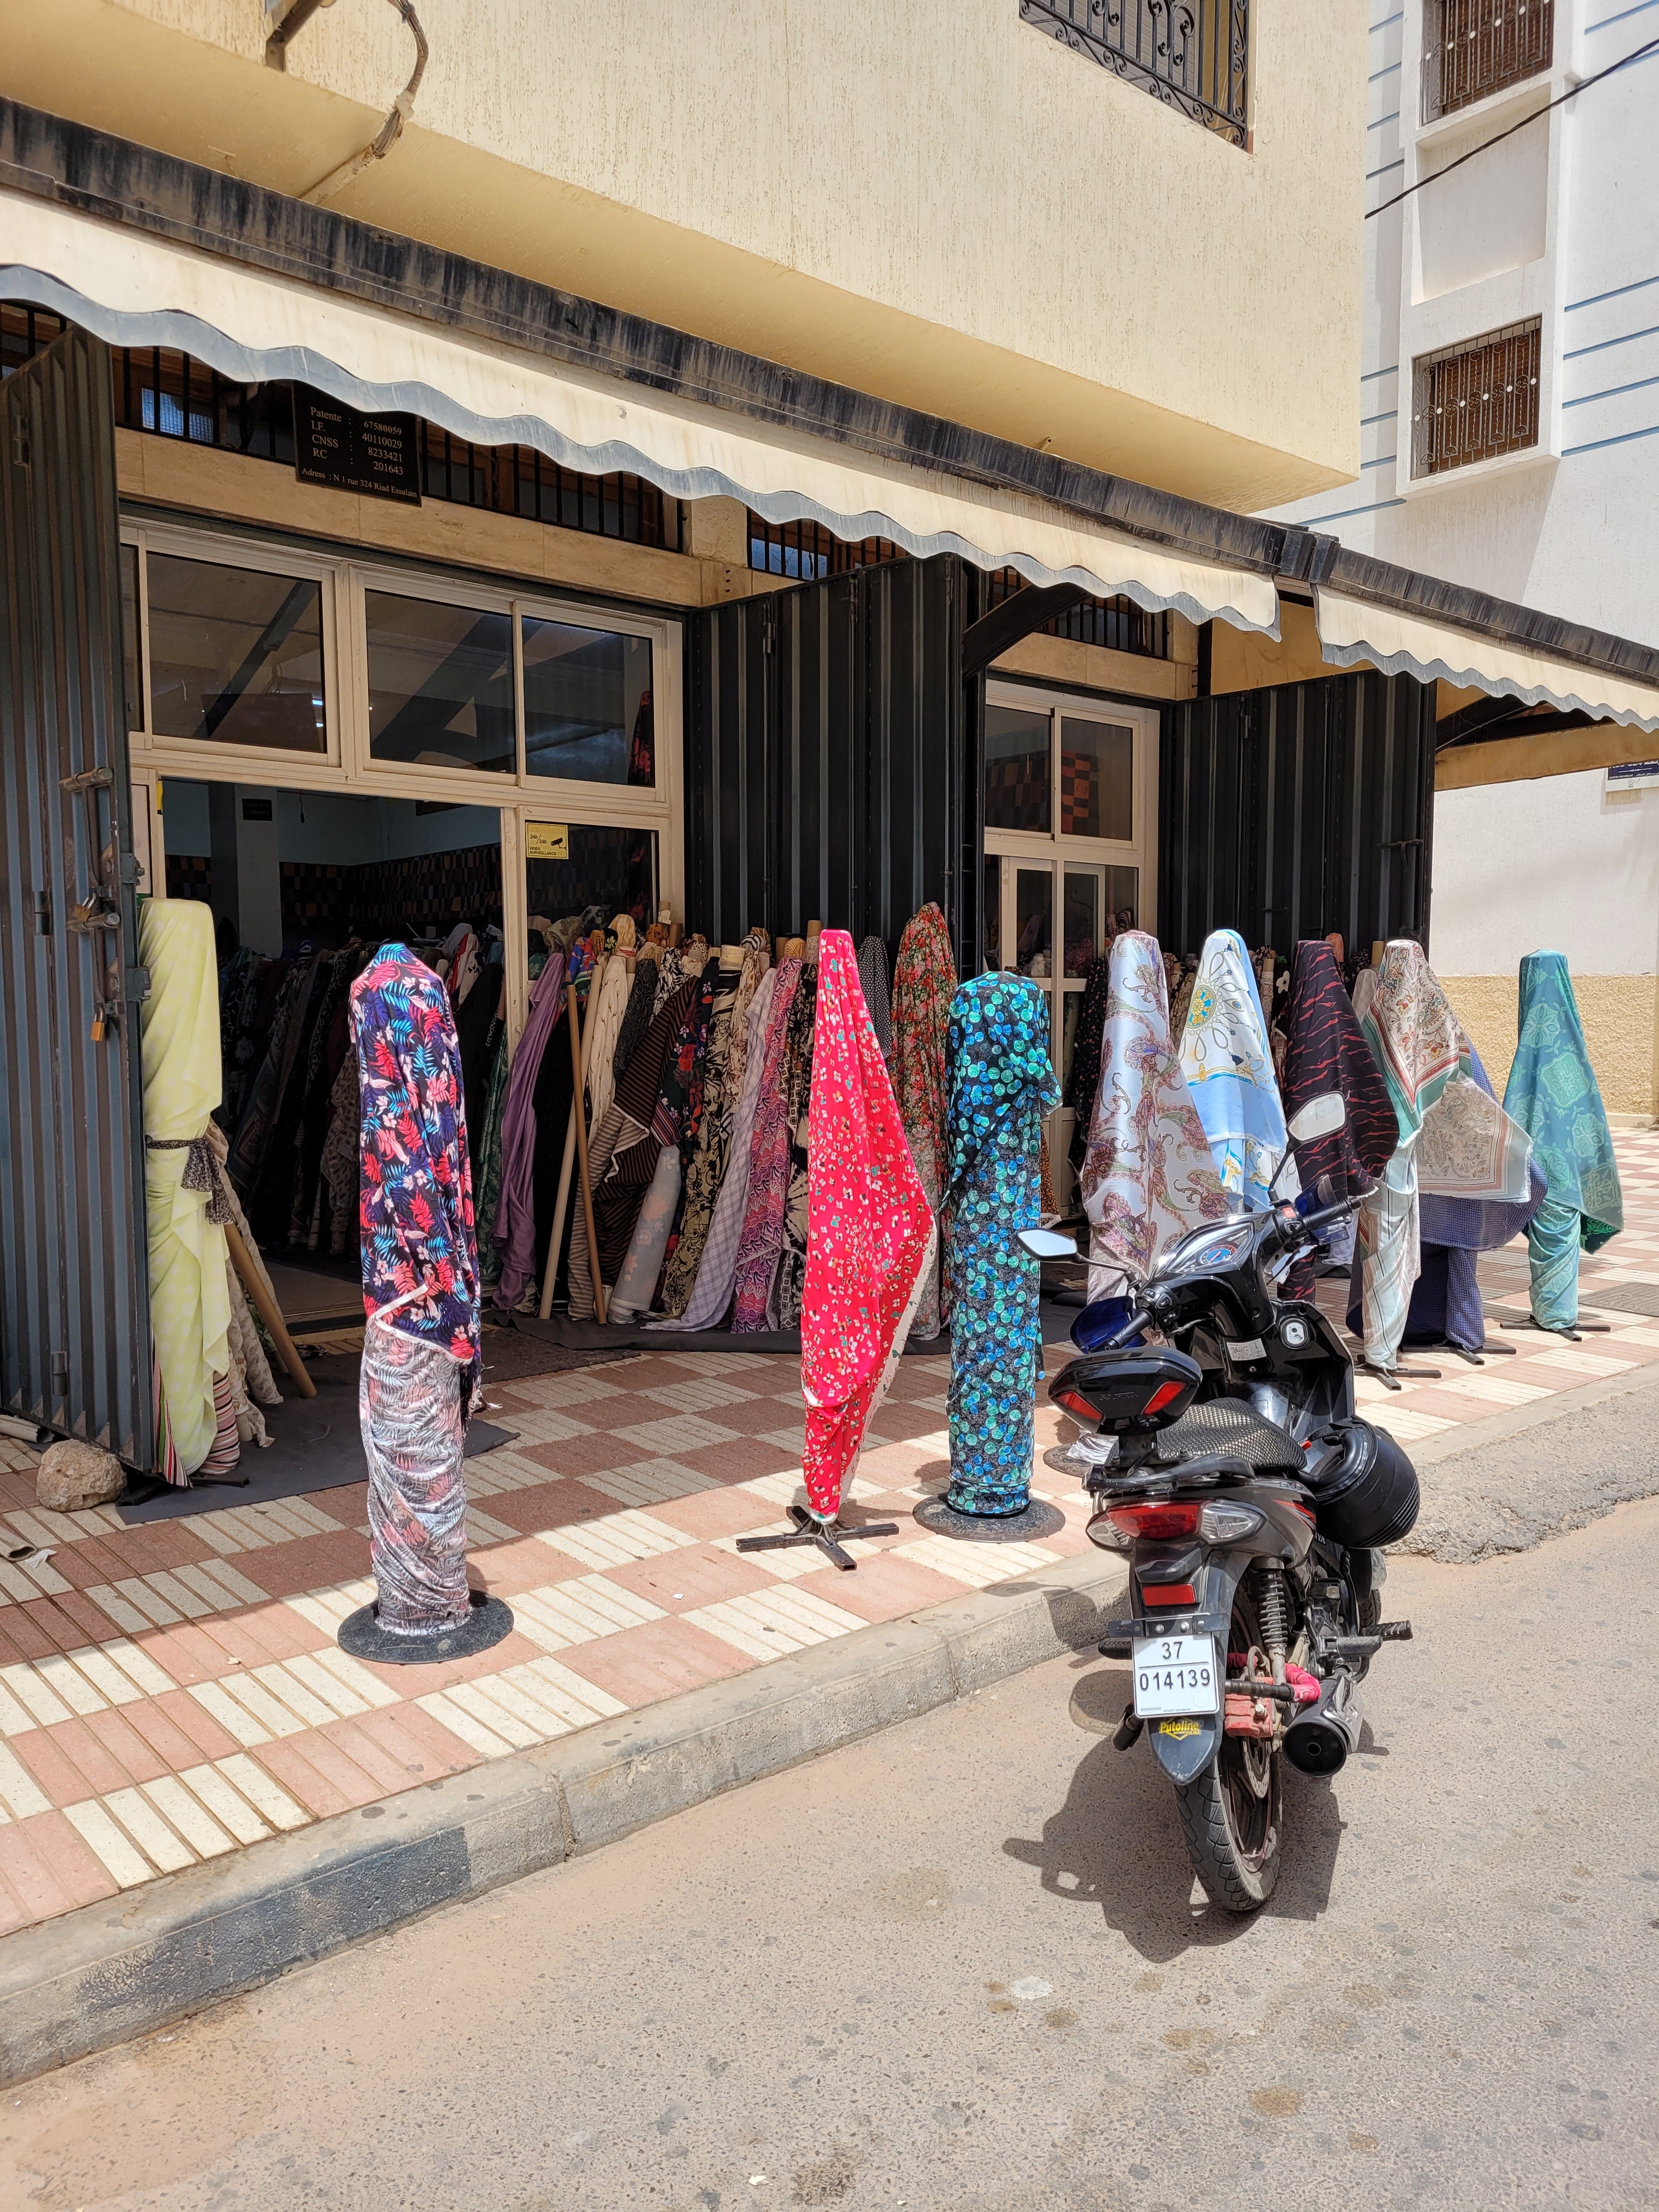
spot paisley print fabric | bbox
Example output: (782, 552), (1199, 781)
(1079, 930), (1229, 1297)
(732, 958), (805, 1331)
(349, 944), (482, 1410)
(1418, 1032), (1540, 1246)
(800, 931), (935, 1519)
(891, 904), (957, 1336)
(1178, 927), (1294, 1211)
(1355, 942), (1464, 1370)
(943, 973), (1060, 1515)
(660, 932), (769, 1316)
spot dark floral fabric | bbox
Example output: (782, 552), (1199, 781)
(349, 943), (481, 1406)
(943, 972), (1060, 1516)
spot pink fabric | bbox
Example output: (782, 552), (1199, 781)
(731, 958), (804, 1331)
(800, 931), (935, 1519)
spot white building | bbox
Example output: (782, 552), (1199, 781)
(1265, 0), (1659, 1117)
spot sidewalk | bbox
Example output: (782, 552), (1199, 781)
(1, 1132), (1656, 1942)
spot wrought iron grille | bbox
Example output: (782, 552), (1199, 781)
(1410, 318), (1542, 478)
(1020, 0), (1250, 147)
(746, 512), (904, 580)
(1421, 0), (1554, 124)
(2, 302), (676, 548)
(987, 568), (1172, 659)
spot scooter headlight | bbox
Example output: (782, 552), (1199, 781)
(1198, 1501), (1266, 1544)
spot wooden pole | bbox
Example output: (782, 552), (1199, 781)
(566, 969), (607, 1324)
(223, 1218), (317, 1400)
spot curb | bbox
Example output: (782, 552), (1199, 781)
(0, 1548), (1127, 2085)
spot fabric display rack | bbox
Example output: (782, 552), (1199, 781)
(487, 902), (966, 1356)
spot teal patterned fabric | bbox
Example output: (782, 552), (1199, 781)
(1503, 951), (1622, 1254)
(943, 973), (1061, 1516)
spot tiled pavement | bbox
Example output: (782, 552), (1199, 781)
(1, 1131), (1656, 1938)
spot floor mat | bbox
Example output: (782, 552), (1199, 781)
(1571, 1280), (1659, 1318)
(517, 1313), (953, 1357)
(117, 1355), (515, 1523)
(478, 1322), (644, 1382)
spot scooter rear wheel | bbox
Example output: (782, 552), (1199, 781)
(1173, 1584), (1284, 1912)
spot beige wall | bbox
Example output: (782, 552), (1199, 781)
(1442, 974), (1658, 1120)
(2, 0), (1363, 510)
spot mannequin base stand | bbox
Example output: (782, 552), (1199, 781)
(913, 1494), (1066, 1542)
(1437, 1337), (1519, 1365)
(735, 1505), (898, 1572)
(1356, 1359), (1442, 1392)
(1512, 1317), (1612, 1342)
(339, 1589), (515, 1665)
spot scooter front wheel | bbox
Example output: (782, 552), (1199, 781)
(1173, 1587), (1284, 1911)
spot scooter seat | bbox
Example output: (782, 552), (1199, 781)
(1153, 1399), (1305, 1476)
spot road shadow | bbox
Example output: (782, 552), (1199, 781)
(1001, 1663), (1347, 1961)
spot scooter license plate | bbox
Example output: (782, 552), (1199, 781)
(1132, 1634), (1220, 1718)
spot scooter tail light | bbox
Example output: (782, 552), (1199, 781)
(1056, 1387), (1097, 1421)
(1141, 1582), (1196, 1606)
(1104, 1499), (1203, 1541)
(1142, 1380), (1186, 1416)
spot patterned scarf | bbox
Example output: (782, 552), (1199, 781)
(349, 943), (482, 1403)
(1177, 927), (1293, 1211)
(1419, 1030), (1540, 1249)
(800, 931), (935, 1517)
(1503, 949), (1623, 1250)
(857, 934), (894, 1062)
(891, 902), (957, 1332)
(1079, 929), (1229, 1291)
(732, 958), (805, 1331)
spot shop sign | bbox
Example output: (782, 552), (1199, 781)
(526, 822), (570, 860)
(1605, 759), (1659, 790)
(294, 391), (422, 505)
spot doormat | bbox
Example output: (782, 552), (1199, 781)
(478, 1320), (644, 1381)
(117, 1355), (515, 1523)
(1568, 1280), (1659, 1318)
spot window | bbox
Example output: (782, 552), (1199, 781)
(1421, 0), (1553, 125)
(1411, 319), (1542, 478)
(747, 512), (904, 580)
(522, 618), (654, 785)
(1020, 0), (1250, 148)
(0, 304), (678, 550)
(524, 822), (659, 937)
(364, 591), (515, 775)
(1059, 716), (1133, 840)
(145, 551), (327, 753)
(985, 704), (1054, 833)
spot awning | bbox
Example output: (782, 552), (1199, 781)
(0, 188), (1280, 637)
(1314, 584), (1659, 733)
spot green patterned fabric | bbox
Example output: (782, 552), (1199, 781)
(1502, 951), (1622, 1254)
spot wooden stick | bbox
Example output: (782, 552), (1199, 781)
(537, 952), (605, 1323)
(223, 1218), (317, 1400)
(567, 968), (607, 1324)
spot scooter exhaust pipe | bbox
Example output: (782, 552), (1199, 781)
(1284, 1672), (1363, 1776)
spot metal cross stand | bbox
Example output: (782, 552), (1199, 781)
(735, 1505), (899, 1572)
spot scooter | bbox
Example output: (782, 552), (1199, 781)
(1023, 1095), (1419, 1912)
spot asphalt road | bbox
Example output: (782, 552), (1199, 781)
(5, 1500), (1658, 2211)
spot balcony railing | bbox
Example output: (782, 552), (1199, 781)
(1020, 0), (1250, 147)
(1421, 0), (1554, 125)
(1410, 319), (1542, 478)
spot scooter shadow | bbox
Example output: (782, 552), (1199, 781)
(1000, 1664), (1347, 1963)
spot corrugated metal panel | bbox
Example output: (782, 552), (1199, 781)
(1158, 669), (1437, 958)
(685, 555), (986, 971)
(1, 328), (152, 1464)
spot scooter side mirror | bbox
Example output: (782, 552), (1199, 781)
(1018, 1228), (1079, 1260)
(1286, 1092), (1346, 1143)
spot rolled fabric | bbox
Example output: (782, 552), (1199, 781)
(349, 943), (483, 1413)
(1178, 926), (1294, 1211)
(856, 933), (894, 1062)
(1079, 930), (1229, 1299)
(578, 974), (698, 1311)
(943, 972), (1058, 1516)
(800, 932), (934, 1519)
(359, 1317), (471, 1637)
(582, 917), (636, 1135)
(1065, 953), (1110, 1175)
(610, 950), (659, 1088)
(489, 951), (567, 1311)
(1353, 941), (1463, 1371)
(139, 900), (235, 1483)
(1526, 1195), (1586, 1330)
(731, 959), (805, 1330)
(1279, 940), (1399, 1300)
(653, 967), (780, 1333)
(660, 937), (763, 1315)
(891, 903), (957, 1337)
(771, 960), (818, 1330)
(1503, 948), (1623, 1328)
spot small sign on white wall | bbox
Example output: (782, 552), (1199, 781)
(1605, 760), (1659, 792)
